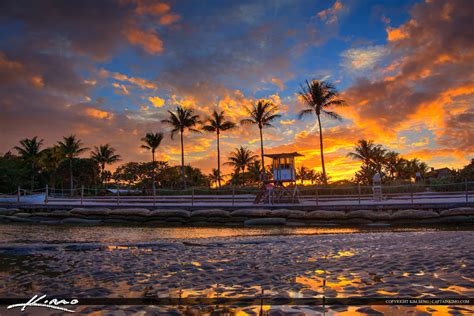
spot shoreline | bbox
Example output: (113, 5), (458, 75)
(1, 206), (473, 227)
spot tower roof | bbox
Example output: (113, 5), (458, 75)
(264, 152), (304, 158)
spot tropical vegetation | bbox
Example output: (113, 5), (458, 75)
(202, 110), (235, 188)
(298, 80), (346, 184)
(162, 106), (201, 189)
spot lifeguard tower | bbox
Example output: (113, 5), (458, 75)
(254, 152), (303, 204)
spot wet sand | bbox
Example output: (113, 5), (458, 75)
(0, 229), (473, 315)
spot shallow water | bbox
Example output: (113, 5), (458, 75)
(0, 223), (468, 243)
(0, 226), (473, 315)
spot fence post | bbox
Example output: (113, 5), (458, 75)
(191, 187), (194, 206)
(116, 185), (120, 205)
(315, 187), (319, 206)
(44, 185), (49, 205)
(17, 185), (21, 203)
(153, 182), (156, 207)
(358, 183), (361, 205)
(80, 185), (84, 206)
(410, 182), (414, 205)
(466, 179), (469, 203)
(232, 186), (235, 206)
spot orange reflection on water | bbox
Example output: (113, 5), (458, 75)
(295, 274), (363, 297)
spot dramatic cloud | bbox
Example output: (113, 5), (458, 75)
(0, 0), (472, 181)
(341, 45), (387, 71)
(344, 0), (474, 158)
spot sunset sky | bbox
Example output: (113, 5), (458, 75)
(0, 0), (473, 181)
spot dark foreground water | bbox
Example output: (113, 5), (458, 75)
(0, 224), (473, 315)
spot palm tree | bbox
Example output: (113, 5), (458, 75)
(307, 170), (326, 185)
(247, 161), (263, 183)
(347, 140), (378, 166)
(225, 146), (258, 175)
(141, 132), (164, 164)
(39, 145), (63, 189)
(140, 132), (164, 191)
(298, 80), (346, 184)
(91, 144), (121, 185)
(348, 139), (387, 183)
(202, 110), (236, 188)
(161, 106), (201, 189)
(240, 100), (280, 176)
(405, 158), (429, 180)
(296, 166), (309, 185)
(14, 136), (44, 190)
(57, 135), (88, 194)
(208, 168), (223, 188)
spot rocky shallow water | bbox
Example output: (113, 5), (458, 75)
(0, 228), (473, 315)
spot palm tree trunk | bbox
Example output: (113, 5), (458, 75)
(69, 158), (73, 196)
(259, 127), (265, 181)
(180, 130), (186, 189)
(152, 150), (155, 190)
(317, 114), (327, 184)
(217, 131), (221, 188)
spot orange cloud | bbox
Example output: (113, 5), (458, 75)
(148, 96), (165, 107)
(280, 119), (295, 125)
(159, 14), (180, 26)
(85, 107), (114, 120)
(386, 27), (408, 41)
(100, 69), (157, 90)
(112, 82), (130, 95)
(124, 27), (163, 54)
(271, 78), (285, 90)
(135, 1), (170, 16)
(30, 76), (44, 88)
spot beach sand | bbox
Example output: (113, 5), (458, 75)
(0, 230), (473, 315)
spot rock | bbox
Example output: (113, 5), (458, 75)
(0, 208), (18, 216)
(61, 218), (102, 224)
(346, 209), (390, 220)
(285, 221), (306, 227)
(28, 216), (53, 222)
(70, 208), (110, 216)
(207, 216), (232, 223)
(342, 218), (372, 225)
(149, 209), (190, 218)
(146, 220), (167, 226)
(440, 207), (474, 217)
(164, 217), (186, 223)
(109, 208), (150, 216)
(270, 209), (306, 218)
(30, 212), (57, 217)
(431, 215), (473, 223)
(40, 220), (61, 224)
(391, 209), (439, 219)
(108, 215), (148, 222)
(231, 209), (272, 217)
(305, 210), (346, 219)
(13, 212), (32, 217)
(191, 221), (214, 227)
(366, 223), (391, 227)
(5, 216), (34, 223)
(191, 209), (230, 217)
(244, 218), (286, 226)
(103, 219), (130, 224)
(0, 215), (12, 222)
